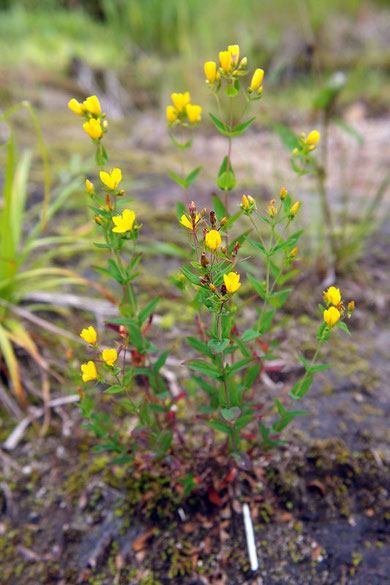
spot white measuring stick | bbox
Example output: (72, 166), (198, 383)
(243, 503), (259, 571)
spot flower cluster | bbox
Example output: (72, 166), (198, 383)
(88, 166), (138, 238)
(292, 130), (321, 162)
(80, 326), (118, 382)
(166, 92), (202, 126)
(322, 286), (355, 328)
(179, 201), (242, 299)
(68, 95), (107, 141)
(204, 44), (264, 100)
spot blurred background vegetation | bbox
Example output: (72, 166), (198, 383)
(0, 0), (389, 118)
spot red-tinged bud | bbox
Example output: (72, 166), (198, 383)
(94, 216), (102, 225)
(221, 284), (227, 296)
(201, 207), (207, 217)
(105, 193), (112, 210)
(201, 252), (209, 267)
(200, 275), (209, 285)
(348, 301), (355, 312)
(221, 246), (227, 255)
(189, 201), (197, 219)
(119, 325), (127, 338)
(210, 210), (216, 226)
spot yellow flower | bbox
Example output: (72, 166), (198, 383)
(228, 44), (240, 65)
(324, 306), (340, 327)
(204, 61), (217, 83)
(102, 348), (118, 366)
(241, 194), (249, 210)
(223, 272), (241, 294)
(83, 95), (101, 116)
(80, 326), (97, 345)
(85, 179), (94, 194)
(186, 104), (202, 124)
(289, 201), (301, 217)
(112, 209), (136, 233)
(205, 229), (222, 251)
(249, 68), (264, 92)
(83, 118), (103, 139)
(180, 213), (200, 230)
(166, 105), (177, 123)
(323, 286), (341, 306)
(100, 168), (122, 190)
(68, 98), (84, 116)
(81, 361), (97, 382)
(171, 92), (190, 113)
(219, 51), (232, 74)
(306, 130), (320, 146)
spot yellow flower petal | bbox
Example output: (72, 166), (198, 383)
(83, 118), (103, 139)
(102, 348), (118, 366)
(186, 104), (202, 124)
(83, 95), (101, 116)
(68, 98), (84, 116)
(81, 361), (97, 382)
(223, 272), (241, 294)
(324, 307), (340, 327)
(80, 326), (97, 345)
(205, 229), (222, 251)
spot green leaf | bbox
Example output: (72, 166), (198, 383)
(104, 385), (124, 394)
(274, 398), (285, 416)
(186, 360), (221, 380)
(185, 166), (202, 187)
(298, 352), (309, 371)
(226, 357), (256, 378)
(247, 274), (266, 299)
(217, 171), (236, 191)
(221, 407), (241, 421)
(245, 362), (262, 388)
(208, 338), (230, 353)
(192, 375), (217, 398)
(289, 374), (313, 400)
(336, 321), (351, 336)
(212, 194), (226, 220)
(95, 144), (108, 166)
(209, 113), (229, 136)
(247, 238), (266, 255)
(138, 297), (160, 325)
(181, 265), (200, 285)
(217, 156), (236, 191)
(153, 350), (169, 373)
(205, 420), (231, 434)
(176, 200), (186, 219)
(187, 336), (214, 359)
(168, 169), (186, 188)
(225, 84), (239, 97)
(241, 329), (261, 343)
(230, 117), (256, 137)
(309, 363), (333, 373)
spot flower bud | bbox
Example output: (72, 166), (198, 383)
(220, 217), (227, 226)
(189, 201), (197, 219)
(289, 201), (301, 218)
(85, 179), (94, 194)
(228, 45), (240, 65)
(279, 187), (287, 200)
(241, 194), (249, 210)
(200, 208), (207, 217)
(348, 301), (355, 312)
(249, 68), (264, 92)
(239, 57), (247, 69)
(221, 246), (227, 255)
(201, 252), (209, 268)
(94, 216), (102, 225)
(268, 199), (277, 217)
(209, 283), (217, 292)
(220, 284), (227, 296)
(219, 51), (232, 74)
(247, 195), (254, 205)
(209, 210), (216, 226)
(306, 130), (320, 146)
(166, 105), (177, 124)
(103, 120), (108, 130)
(119, 325), (128, 338)
(290, 246), (298, 257)
(204, 61), (217, 83)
